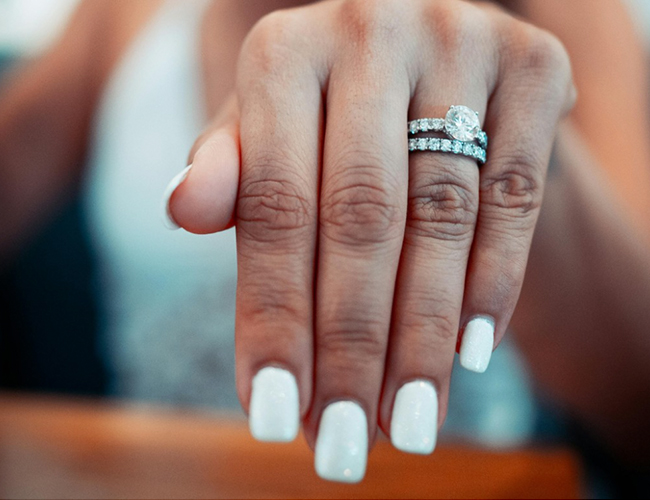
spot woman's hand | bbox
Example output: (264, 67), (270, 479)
(166, 0), (574, 483)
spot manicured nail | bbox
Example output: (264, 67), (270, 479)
(459, 316), (495, 373)
(390, 380), (438, 455)
(161, 164), (192, 230)
(249, 367), (299, 442)
(315, 401), (368, 483)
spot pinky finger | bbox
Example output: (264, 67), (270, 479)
(459, 33), (574, 373)
(163, 96), (240, 234)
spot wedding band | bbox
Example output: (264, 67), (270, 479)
(409, 137), (486, 164)
(408, 105), (488, 149)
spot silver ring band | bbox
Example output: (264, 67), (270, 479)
(409, 118), (488, 149)
(409, 137), (487, 164)
(408, 105), (488, 149)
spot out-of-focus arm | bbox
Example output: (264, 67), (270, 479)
(520, 0), (650, 231)
(0, 1), (108, 265)
(515, 125), (650, 463)
(510, 0), (650, 463)
(0, 0), (161, 266)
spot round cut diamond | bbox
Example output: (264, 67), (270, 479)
(445, 105), (481, 142)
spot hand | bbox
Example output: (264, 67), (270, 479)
(165, 0), (575, 483)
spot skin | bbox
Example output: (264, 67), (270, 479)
(177, 0), (576, 454)
(1, 0), (649, 464)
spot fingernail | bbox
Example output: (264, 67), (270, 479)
(161, 164), (192, 230)
(459, 316), (495, 373)
(390, 380), (438, 455)
(249, 367), (299, 442)
(315, 401), (368, 483)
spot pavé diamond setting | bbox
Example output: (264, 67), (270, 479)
(407, 105), (488, 164)
(408, 137), (486, 164)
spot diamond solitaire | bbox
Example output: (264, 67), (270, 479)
(444, 105), (481, 142)
(407, 106), (487, 149)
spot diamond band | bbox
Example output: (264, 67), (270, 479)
(409, 118), (488, 149)
(408, 137), (487, 164)
(408, 105), (488, 149)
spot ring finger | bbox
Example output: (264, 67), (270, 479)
(379, 54), (494, 453)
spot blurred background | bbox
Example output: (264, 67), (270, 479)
(1, 1), (649, 498)
(0, 0), (104, 396)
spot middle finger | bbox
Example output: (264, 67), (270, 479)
(306, 36), (411, 483)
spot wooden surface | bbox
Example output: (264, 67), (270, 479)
(0, 393), (582, 499)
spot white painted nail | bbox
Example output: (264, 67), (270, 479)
(390, 380), (438, 455)
(161, 164), (192, 230)
(459, 316), (495, 373)
(249, 367), (299, 442)
(315, 401), (368, 483)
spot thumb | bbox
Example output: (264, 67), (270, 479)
(162, 95), (240, 234)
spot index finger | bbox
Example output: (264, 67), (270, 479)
(233, 13), (324, 441)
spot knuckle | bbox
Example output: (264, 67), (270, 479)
(321, 165), (405, 246)
(511, 25), (571, 79)
(419, 3), (499, 83)
(319, 319), (387, 360)
(481, 152), (545, 218)
(339, 0), (408, 46)
(245, 10), (305, 73)
(422, 2), (462, 51)
(455, 6), (491, 40)
(250, 9), (301, 44)
(501, 22), (575, 113)
(407, 167), (478, 242)
(423, 1), (487, 51)
(238, 163), (314, 243)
